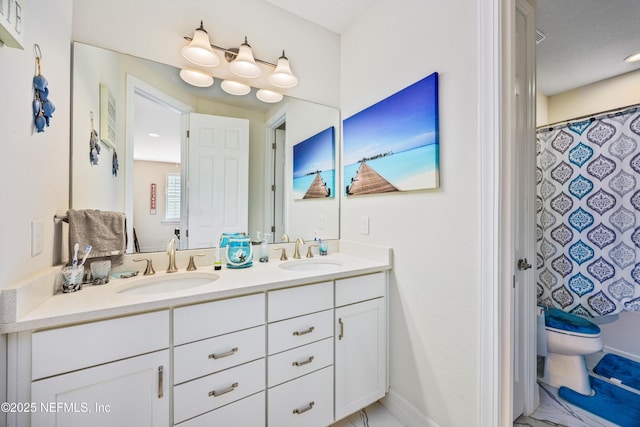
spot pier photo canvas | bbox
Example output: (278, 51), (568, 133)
(343, 72), (439, 196)
(293, 126), (336, 200)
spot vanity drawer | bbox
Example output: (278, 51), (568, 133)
(177, 391), (265, 427)
(335, 272), (385, 307)
(268, 309), (333, 355)
(32, 310), (169, 380)
(268, 281), (333, 322)
(174, 325), (265, 384)
(268, 366), (334, 427)
(174, 358), (265, 423)
(268, 337), (333, 387)
(174, 293), (265, 345)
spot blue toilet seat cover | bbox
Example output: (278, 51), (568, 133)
(544, 308), (600, 335)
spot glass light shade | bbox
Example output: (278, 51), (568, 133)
(179, 68), (214, 87)
(268, 53), (298, 88)
(221, 80), (251, 96)
(256, 89), (283, 103)
(624, 52), (640, 63)
(229, 40), (262, 78)
(182, 27), (220, 67)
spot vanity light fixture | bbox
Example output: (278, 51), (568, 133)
(221, 80), (251, 96)
(229, 37), (262, 79)
(179, 68), (214, 88)
(624, 51), (640, 63)
(180, 22), (298, 102)
(256, 89), (284, 103)
(181, 21), (220, 67)
(269, 51), (298, 88)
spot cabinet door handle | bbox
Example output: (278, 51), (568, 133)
(292, 326), (315, 336)
(209, 347), (238, 360)
(208, 382), (238, 397)
(293, 401), (315, 415)
(338, 318), (344, 340)
(157, 366), (164, 398)
(292, 356), (314, 367)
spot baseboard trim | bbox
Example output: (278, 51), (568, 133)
(380, 389), (439, 427)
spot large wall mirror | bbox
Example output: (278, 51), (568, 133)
(71, 42), (340, 253)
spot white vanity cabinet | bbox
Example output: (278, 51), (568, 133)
(172, 293), (266, 426)
(30, 310), (170, 427)
(5, 259), (389, 427)
(334, 272), (387, 421)
(267, 281), (335, 427)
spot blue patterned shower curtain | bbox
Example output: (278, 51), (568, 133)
(536, 106), (640, 317)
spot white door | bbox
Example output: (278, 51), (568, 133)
(186, 113), (249, 248)
(334, 298), (386, 420)
(513, 0), (536, 420)
(31, 350), (169, 427)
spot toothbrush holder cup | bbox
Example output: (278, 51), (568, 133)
(61, 266), (84, 293)
(90, 260), (111, 285)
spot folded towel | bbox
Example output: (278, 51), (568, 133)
(68, 209), (126, 265)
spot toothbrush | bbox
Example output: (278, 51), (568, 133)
(78, 245), (92, 267)
(72, 243), (79, 269)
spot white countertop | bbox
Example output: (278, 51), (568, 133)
(1, 241), (391, 334)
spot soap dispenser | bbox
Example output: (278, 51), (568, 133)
(259, 232), (271, 262)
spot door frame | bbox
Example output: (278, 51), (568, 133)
(264, 105), (288, 242)
(125, 75), (192, 252)
(477, 0), (537, 425)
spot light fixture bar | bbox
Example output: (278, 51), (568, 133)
(183, 36), (278, 68)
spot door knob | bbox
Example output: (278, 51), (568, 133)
(517, 258), (532, 271)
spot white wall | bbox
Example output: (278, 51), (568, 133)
(340, 1), (479, 425)
(0, 0), (73, 288)
(543, 69), (640, 125)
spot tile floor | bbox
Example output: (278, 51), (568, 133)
(331, 402), (405, 427)
(514, 351), (625, 427)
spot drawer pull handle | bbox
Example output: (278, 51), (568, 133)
(293, 401), (315, 415)
(293, 326), (315, 336)
(157, 366), (164, 398)
(209, 347), (238, 360)
(338, 318), (344, 340)
(292, 356), (314, 367)
(208, 382), (238, 397)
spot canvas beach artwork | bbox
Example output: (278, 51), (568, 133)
(343, 72), (439, 196)
(293, 126), (336, 200)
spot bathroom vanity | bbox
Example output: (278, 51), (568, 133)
(1, 241), (390, 427)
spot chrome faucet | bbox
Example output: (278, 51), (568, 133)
(167, 239), (178, 273)
(293, 237), (305, 259)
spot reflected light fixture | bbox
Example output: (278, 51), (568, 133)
(624, 51), (640, 63)
(269, 51), (298, 88)
(179, 68), (214, 87)
(180, 22), (299, 103)
(229, 37), (262, 79)
(221, 80), (251, 96)
(256, 89), (284, 103)
(181, 21), (220, 67)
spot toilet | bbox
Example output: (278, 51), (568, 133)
(538, 307), (603, 395)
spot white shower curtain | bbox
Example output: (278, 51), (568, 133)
(536, 105), (640, 317)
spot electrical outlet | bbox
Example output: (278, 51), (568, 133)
(31, 220), (44, 256)
(360, 216), (370, 235)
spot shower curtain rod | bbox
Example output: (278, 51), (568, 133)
(538, 102), (640, 130)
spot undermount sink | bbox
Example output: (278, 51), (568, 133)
(278, 258), (343, 272)
(116, 272), (219, 295)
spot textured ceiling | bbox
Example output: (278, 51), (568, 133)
(266, 0), (640, 96)
(536, 0), (640, 95)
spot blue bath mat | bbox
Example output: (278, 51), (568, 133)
(558, 376), (640, 427)
(594, 353), (640, 391)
